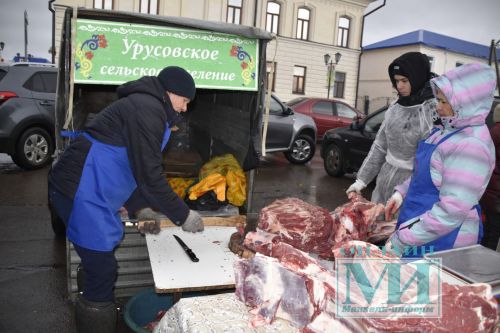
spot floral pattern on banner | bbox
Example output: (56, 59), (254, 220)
(75, 34), (108, 79)
(230, 45), (255, 87)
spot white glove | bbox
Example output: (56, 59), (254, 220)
(385, 192), (403, 221)
(182, 210), (204, 233)
(346, 179), (366, 197)
(136, 207), (162, 234)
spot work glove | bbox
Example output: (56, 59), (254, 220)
(182, 210), (204, 233)
(385, 191), (403, 221)
(136, 207), (162, 235)
(346, 179), (366, 199)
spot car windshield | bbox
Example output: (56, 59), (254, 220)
(287, 97), (308, 106)
(364, 108), (387, 132)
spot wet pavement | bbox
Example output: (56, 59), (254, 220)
(0, 152), (371, 332)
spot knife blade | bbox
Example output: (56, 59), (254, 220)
(173, 235), (199, 262)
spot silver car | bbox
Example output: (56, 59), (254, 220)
(0, 63), (57, 170)
(265, 94), (317, 164)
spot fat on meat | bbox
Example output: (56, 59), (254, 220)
(243, 229), (281, 257)
(331, 193), (386, 248)
(237, 199), (499, 332)
(234, 242), (368, 332)
(335, 241), (499, 333)
(366, 220), (397, 244)
(258, 198), (335, 258)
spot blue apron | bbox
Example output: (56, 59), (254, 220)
(396, 126), (483, 258)
(67, 126), (171, 251)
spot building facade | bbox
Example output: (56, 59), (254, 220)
(53, 0), (373, 105)
(358, 30), (499, 113)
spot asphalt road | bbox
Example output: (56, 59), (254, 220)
(0, 152), (372, 332)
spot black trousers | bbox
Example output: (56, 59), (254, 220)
(481, 209), (500, 250)
(48, 184), (118, 302)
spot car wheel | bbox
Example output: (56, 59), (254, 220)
(284, 134), (315, 164)
(12, 127), (54, 170)
(323, 143), (345, 177)
(49, 204), (66, 238)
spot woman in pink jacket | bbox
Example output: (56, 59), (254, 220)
(385, 63), (497, 257)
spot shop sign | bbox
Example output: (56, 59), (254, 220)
(74, 18), (259, 90)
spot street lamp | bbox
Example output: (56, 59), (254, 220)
(0, 42), (4, 62)
(324, 52), (342, 99)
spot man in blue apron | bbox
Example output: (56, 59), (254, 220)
(48, 66), (204, 333)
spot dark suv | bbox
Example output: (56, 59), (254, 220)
(321, 106), (387, 177)
(0, 63), (57, 170)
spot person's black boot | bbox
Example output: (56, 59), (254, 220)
(75, 295), (117, 333)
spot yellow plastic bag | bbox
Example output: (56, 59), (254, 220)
(167, 177), (196, 200)
(188, 173), (226, 202)
(226, 170), (246, 206)
(199, 154), (241, 179)
(198, 154), (247, 206)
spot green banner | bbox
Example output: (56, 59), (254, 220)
(74, 19), (259, 90)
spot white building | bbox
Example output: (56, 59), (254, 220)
(357, 30), (500, 113)
(52, 0), (374, 106)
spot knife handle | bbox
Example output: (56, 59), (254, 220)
(186, 249), (199, 262)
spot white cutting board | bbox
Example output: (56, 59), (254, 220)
(145, 226), (238, 292)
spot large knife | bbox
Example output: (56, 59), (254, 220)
(173, 235), (199, 262)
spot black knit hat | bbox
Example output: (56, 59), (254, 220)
(388, 52), (431, 95)
(157, 66), (196, 100)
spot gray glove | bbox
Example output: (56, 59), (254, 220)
(181, 210), (204, 233)
(136, 208), (162, 235)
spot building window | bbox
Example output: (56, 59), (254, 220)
(427, 56), (434, 70)
(266, 61), (276, 92)
(293, 65), (306, 94)
(333, 71), (345, 98)
(456, 62), (463, 67)
(227, 0), (242, 24)
(94, 0), (113, 9)
(266, 2), (280, 34)
(337, 16), (350, 48)
(140, 0), (158, 14)
(296, 8), (310, 40)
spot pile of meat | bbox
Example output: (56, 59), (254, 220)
(241, 194), (388, 260)
(233, 197), (499, 332)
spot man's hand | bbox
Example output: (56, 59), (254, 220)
(346, 179), (366, 199)
(181, 210), (204, 233)
(136, 208), (162, 235)
(385, 192), (403, 221)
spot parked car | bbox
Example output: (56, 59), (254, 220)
(321, 106), (387, 177)
(0, 62), (57, 170)
(265, 94), (317, 164)
(287, 97), (364, 141)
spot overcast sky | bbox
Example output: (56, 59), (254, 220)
(0, 0), (499, 61)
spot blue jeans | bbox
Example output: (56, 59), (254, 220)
(48, 184), (118, 302)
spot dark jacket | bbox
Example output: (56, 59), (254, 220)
(49, 76), (189, 224)
(480, 123), (500, 214)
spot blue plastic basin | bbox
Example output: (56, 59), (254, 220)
(123, 288), (174, 333)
